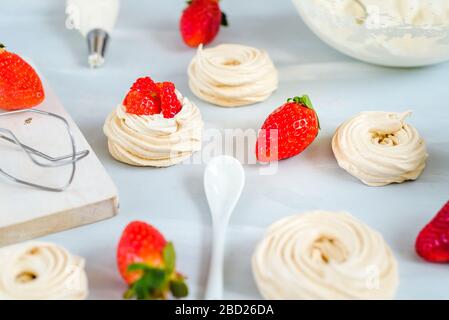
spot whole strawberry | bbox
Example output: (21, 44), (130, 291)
(123, 77), (161, 116)
(0, 44), (45, 110)
(256, 95), (320, 162)
(117, 221), (188, 300)
(180, 0), (228, 47)
(416, 201), (449, 263)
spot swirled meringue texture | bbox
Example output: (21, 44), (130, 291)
(332, 111), (428, 186)
(252, 211), (399, 300)
(188, 44), (278, 107)
(104, 91), (203, 167)
(0, 241), (88, 300)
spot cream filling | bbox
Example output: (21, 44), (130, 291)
(0, 242), (88, 300)
(292, 0), (449, 67)
(188, 44), (278, 107)
(319, 0), (449, 28)
(332, 111), (428, 186)
(103, 91), (203, 167)
(252, 211), (399, 300)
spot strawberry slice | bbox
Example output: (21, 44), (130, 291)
(416, 201), (449, 263)
(0, 44), (45, 110)
(256, 95), (320, 162)
(157, 82), (182, 119)
(123, 77), (161, 116)
(117, 221), (188, 300)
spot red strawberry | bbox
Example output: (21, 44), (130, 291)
(416, 201), (449, 263)
(256, 95), (320, 162)
(157, 82), (182, 118)
(123, 77), (161, 116)
(117, 221), (188, 300)
(0, 44), (45, 110)
(180, 0), (228, 47)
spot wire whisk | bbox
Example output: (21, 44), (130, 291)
(0, 109), (89, 192)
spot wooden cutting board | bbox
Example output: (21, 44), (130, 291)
(0, 73), (119, 247)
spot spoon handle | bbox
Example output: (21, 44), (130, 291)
(205, 222), (227, 300)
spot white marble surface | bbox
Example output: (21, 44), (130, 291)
(1, 0), (448, 299)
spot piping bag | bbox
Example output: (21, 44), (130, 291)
(66, 0), (120, 68)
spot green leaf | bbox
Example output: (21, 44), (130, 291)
(170, 279), (189, 298)
(221, 12), (229, 27)
(127, 267), (168, 300)
(134, 278), (150, 300)
(127, 263), (152, 272)
(163, 242), (176, 274)
(0, 43), (5, 50)
(289, 95), (313, 110)
(124, 244), (188, 300)
(123, 288), (135, 299)
(300, 95), (314, 110)
(143, 268), (167, 289)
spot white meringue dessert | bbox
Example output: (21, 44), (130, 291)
(252, 211), (399, 300)
(0, 241), (88, 300)
(188, 43), (278, 107)
(332, 111), (428, 186)
(104, 88), (203, 167)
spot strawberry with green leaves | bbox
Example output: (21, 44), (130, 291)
(117, 221), (188, 300)
(180, 0), (228, 47)
(256, 95), (320, 162)
(0, 43), (45, 110)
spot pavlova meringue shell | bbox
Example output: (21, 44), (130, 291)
(0, 241), (88, 300)
(104, 91), (203, 167)
(252, 211), (399, 300)
(332, 111), (428, 186)
(188, 44), (278, 107)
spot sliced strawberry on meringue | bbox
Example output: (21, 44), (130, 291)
(103, 75), (203, 167)
(123, 77), (161, 116)
(157, 82), (182, 119)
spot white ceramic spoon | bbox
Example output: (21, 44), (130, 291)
(204, 155), (245, 300)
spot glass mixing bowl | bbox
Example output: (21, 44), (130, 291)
(292, 0), (449, 67)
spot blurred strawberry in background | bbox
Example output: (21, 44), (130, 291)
(180, 0), (228, 47)
(416, 200), (449, 263)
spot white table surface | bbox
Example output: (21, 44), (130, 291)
(1, 0), (448, 300)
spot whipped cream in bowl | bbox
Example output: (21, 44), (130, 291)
(188, 43), (278, 107)
(252, 211), (399, 300)
(0, 242), (88, 300)
(332, 111), (428, 186)
(293, 0), (449, 67)
(104, 91), (203, 167)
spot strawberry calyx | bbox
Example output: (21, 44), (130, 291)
(221, 12), (228, 27)
(186, 0), (220, 5)
(0, 43), (5, 53)
(287, 95), (321, 130)
(123, 242), (189, 300)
